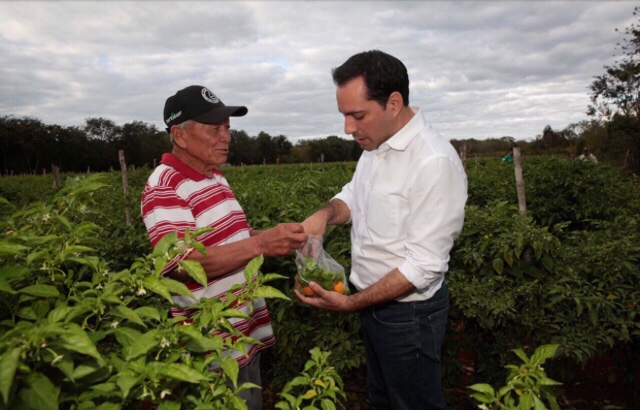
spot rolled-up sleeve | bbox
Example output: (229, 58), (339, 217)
(398, 156), (467, 289)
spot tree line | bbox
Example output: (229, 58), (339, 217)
(0, 115), (364, 175)
(2, 7), (639, 176)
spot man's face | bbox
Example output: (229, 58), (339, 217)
(180, 119), (231, 169)
(336, 76), (396, 151)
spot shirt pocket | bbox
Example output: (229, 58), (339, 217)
(367, 191), (403, 240)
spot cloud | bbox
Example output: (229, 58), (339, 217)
(0, 1), (636, 143)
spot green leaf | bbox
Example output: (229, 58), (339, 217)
(261, 273), (287, 283)
(177, 323), (205, 340)
(95, 402), (121, 410)
(0, 278), (15, 294)
(155, 232), (177, 254)
(116, 373), (139, 399)
(530, 344), (559, 365)
(289, 376), (311, 387)
(470, 392), (494, 404)
(114, 327), (143, 348)
(54, 214), (72, 231)
(27, 249), (50, 265)
(53, 352), (75, 381)
(162, 278), (195, 298)
(32, 299), (50, 320)
(158, 402), (182, 410)
(154, 256), (168, 276)
(90, 382), (117, 393)
(125, 330), (159, 360)
(468, 383), (495, 396)
(321, 399), (337, 410)
(18, 284), (60, 298)
(252, 286), (291, 301)
(492, 258), (504, 274)
(19, 372), (59, 410)
(0, 266), (29, 281)
(47, 306), (74, 324)
(159, 363), (206, 383)
(574, 297), (583, 316)
(110, 306), (145, 327)
(17, 307), (38, 321)
(59, 323), (104, 363)
(178, 259), (207, 287)
(532, 396), (547, 410)
(62, 245), (95, 257)
(143, 276), (173, 304)
(244, 255), (264, 280)
(134, 306), (162, 321)
(220, 309), (250, 320)
(0, 348), (21, 404)
(219, 356), (239, 386)
(519, 392), (533, 410)
(0, 242), (30, 257)
(512, 348), (530, 364)
(72, 362), (102, 380)
(538, 377), (562, 386)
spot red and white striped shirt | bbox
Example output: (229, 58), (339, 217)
(141, 153), (275, 368)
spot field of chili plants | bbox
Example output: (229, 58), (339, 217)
(1, 157), (639, 409)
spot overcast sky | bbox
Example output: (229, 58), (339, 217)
(0, 1), (636, 143)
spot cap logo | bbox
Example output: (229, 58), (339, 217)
(201, 88), (220, 104)
(166, 111), (182, 124)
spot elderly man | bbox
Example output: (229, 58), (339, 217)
(141, 85), (307, 409)
(297, 51), (467, 409)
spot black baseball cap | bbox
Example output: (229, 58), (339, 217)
(163, 85), (248, 131)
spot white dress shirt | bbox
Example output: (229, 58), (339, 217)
(334, 107), (468, 302)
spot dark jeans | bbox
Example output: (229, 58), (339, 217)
(359, 284), (449, 410)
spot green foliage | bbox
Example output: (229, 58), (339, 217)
(450, 156), (640, 386)
(1, 158), (639, 407)
(275, 348), (346, 410)
(0, 176), (347, 409)
(469, 344), (562, 410)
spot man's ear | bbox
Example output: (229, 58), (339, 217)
(387, 91), (404, 117)
(171, 125), (188, 149)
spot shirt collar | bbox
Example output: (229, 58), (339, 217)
(382, 106), (424, 152)
(160, 153), (223, 182)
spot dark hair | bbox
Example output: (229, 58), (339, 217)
(331, 50), (410, 109)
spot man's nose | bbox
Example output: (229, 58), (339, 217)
(220, 128), (231, 142)
(344, 117), (357, 135)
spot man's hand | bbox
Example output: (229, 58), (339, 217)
(294, 281), (354, 312)
(257, 223), (308, 257)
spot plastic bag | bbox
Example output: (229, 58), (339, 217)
(295, 235), (348, 297)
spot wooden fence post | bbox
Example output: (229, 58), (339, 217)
(459, 143), (467, 170)
(513, 147), (527, 217)
(52, 165), (61, 189)
(118, 150), (132, 227)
